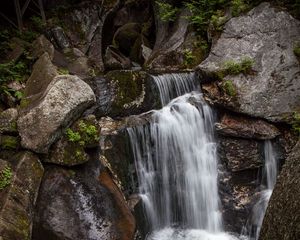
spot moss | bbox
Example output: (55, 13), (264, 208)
(0, 165), (12, 190)
(0, 136), (19, 150)
(58, 68), (69, 75)
(62, 144), (87, 165)
(231, 0), (249, 17)
(294, 43), (300, 58)
(223, 57), (254, 75)
(292, 112), (300, 135)
(222, 80), (237, 97)
(19, 98), (30, 109)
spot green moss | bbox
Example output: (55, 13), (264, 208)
(0, 165), (12, 190)
(292, 112), (300, 135)
(58, 68), (69, 75)
(223, 57), (254, 75)
(294, 43), (300, 58)
(1, 136), (19, 150)
(231, 0), (249, 17)
(156, 1), (179, 22)
(222, 80), (237, 97)
(62, 144), (87, 165)
(183, 49), (196, 68)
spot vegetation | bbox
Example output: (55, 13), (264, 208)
(156, 1), (179, 22)
(231, 0), (249, 17)
(222, 80), (237, 96)
(58, 68), (70, 75)
(294, 43), (300, 58)
(0, 166), (12, 190)
(65, 120), (99, 147)
(292, 112), (300, 135)
(183, 49), (196, 67)
(223, 57), (254, 75)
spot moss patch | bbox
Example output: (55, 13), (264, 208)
(222, 80), (237, 97)
(0, 136), (19, 150)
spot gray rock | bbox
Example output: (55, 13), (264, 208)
(50, 26), (70, 49)
(0, 152), (44, 240)
(259, 141), (300, 240)
(68, 56), (90, 79)
(23, 52), (58, 106)
(0, 108), (18, 134)
(104, 46), (131, 71)
(215, 114), (280, 140)
(33, 157), (135, 240)
(218, 136), (263, 171)
(197, 3), (300, 123)
(18, 75), (96, 153)
(31, 35), (55, 60)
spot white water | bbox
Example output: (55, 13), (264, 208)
(241, 141), (278, 240)
(128, 73), (239, 240)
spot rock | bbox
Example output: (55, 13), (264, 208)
(259, 141), (300, 240)
(18, 75), (96, 153)
(68, 56), (90, 79)
(0, 152), (44, 240)
(50, 26), (70, 49)
(89, 70), (160, 117)
(215, 114), (280, 140)
(46, 115), (100, 166)
(0, 135), (20, 150)
(218, 136), (264, 171)
(197, 3), (300, 123)
(22, 53), (58, 106)
(5, 38), (26, 62)
(104, 46), (131, 71)
(33, 155), (135, 240)
(31, 35), (55, 60)
(0, 108), (18, 134)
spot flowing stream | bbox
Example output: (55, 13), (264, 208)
(241, 141), (278, 240)
(128, 73), (240, 240)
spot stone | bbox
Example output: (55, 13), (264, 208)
(104, 46), (131, 71)
(50, 26), (70, 49)
(23, 53), (58, 106)
(197, 3), (300, 123)
(46, 115), (100, 166)
(68, 56), (90, 79)
(31, 35), (55, 60)
(215, 114), (280, 140)
(0, 108), (18, 134)
(89, 70), (160, 117)
(259, 141), (300, 240)
(18, 75), (96, 153)
(33, 156), (135, 240)
(0, 152), (44, 240)
(218, 136), (263, 172)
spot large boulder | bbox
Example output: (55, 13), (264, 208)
(0, 152), (44, 240)
(259, 141), (300, 240)
(18, 75), (96, 153)
(33, 154), (135, 240)
(197, 3), (300, 123)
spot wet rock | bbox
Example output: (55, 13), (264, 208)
(90, 70), (160, 117)
(22, 52), (58, 107)
(31, 35), (55, 60)
(0, 152), (44, 240)
(259, 141), (300, 240)
(0, 108), (18, 134)
(33, 155), (135, 240)
(218, 136), (264, 171)
(197, 3), (300, 123)
(104, 46), (131, 71)
(215, 114), (280, 140)
(18, 75), (96, 153)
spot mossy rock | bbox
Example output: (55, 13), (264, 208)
(0, 108), (18, 134)
(0, 135), (20, 150)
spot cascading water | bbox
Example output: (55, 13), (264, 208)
(241, 141), (278, 240)
(128, 73), (239, 240)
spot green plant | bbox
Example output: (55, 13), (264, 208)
(222, 80), (237, 96)
(211, 10), (227, 31)
(66, 128), (81, 142)
(231, 0), (249, 17)
(223, 57), (254, 75)
(78, 121), (99, 142)
(156, 1), (179, 22)
(0, 166), (12, 190)
(30, 16), (45, 31)
(183, 49), (196, 67)
(58, 68), (69, 75)
(292, 112), (300, 135)
(294, 43), (300, 58)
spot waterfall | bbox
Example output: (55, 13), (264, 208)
(128, 73), (239, 240)
(241, 141), (278, 240)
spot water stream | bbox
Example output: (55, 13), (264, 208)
(128, 73), (241, 240)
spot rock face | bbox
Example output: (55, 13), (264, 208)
(89, 70), (160, 117)
(18, 75), (96, 153)
(0, 152), (44, 240)
(33, 154), (135, 240)
(216, 114), (280, 140)
(259, 141), (300, 240)
(0, 108), (18, 134)
(198, 3), (300, 123)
